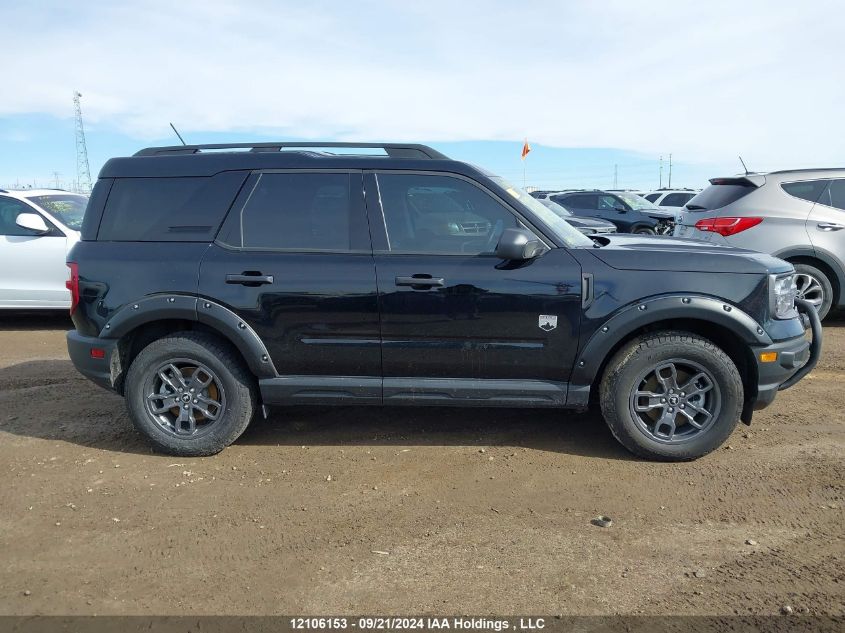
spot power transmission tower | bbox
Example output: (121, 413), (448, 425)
(613, 164), (618, 188)
(668, 153), (673, 189)
(73, 91), (92, 194)
(659, 155), (663, 189)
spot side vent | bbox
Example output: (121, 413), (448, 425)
(581, 273), (594, 309)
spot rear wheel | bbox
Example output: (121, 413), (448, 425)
(599, 331), (743, 461)
(125, 332), (257, 456)
(792, 263), (833, 320)
(632, 225), (656, 235)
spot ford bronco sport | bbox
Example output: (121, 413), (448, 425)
(66, 142), (822, 461)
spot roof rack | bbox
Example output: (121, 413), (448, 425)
(134, 142), (448, 160)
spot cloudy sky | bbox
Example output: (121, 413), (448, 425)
(1, 0), (842, 190)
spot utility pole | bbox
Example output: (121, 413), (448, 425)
(613, 164), (618, 188)
(668, 153), (673, 189)
(73, 91), (92, 194)
(659, 155), (663, 189)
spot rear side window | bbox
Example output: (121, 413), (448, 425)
(223, 172), (365, 251)
(685, 183), (755, 211)
(822, 179), (845, 211)
(555, 194), (596, 209)
(644, 193), (661, 203)
(781, 180), (829, 203)
(661, 192), (694, 207)
(97, 172), (247, 241)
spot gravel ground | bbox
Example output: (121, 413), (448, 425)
(0, 313), (842, 617)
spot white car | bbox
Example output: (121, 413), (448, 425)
(0, 189), (87, 309)
(643, 189), (700, 213)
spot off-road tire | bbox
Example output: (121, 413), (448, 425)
(599, 331), (743, 461)
(125, 332), (257, 456)
(793, 263), (833, 321)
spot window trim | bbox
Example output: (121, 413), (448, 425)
(214, 168), (372, 254)
(366, 169), (553, 257)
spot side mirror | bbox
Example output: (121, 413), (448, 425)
(15, 213), (50, 234)
(495, 228), (545, 261)
(614, 205), (627, 213)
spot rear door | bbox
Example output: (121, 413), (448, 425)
(808, 178), (845, 282)
(198, 170), (381, 397)
(366, 171), (582, 405)
(0, 196), (69, 308)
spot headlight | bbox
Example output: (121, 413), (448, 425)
(770, 273), (798, 319)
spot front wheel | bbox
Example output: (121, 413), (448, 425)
(599, 331), (743, 461)
(124, 332), (257, 456)
(793, 263), (833, 320)
(632, 226), (656, 235)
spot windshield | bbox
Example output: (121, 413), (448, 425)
(27, 194), (87, 230)
(538, 198), (573, 217)
(488, 177), (592, 247)
(614, 192), (660, 211)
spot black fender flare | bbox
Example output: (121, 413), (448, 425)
(99, 294), (278, 378)
(569, 294), (771, 390)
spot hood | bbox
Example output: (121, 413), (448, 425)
(565, 215), (616, 229)
(589, 234), (792, 274)
(645, 209), (677, 220)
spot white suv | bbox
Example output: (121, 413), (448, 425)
(0, 189), (87, 309)
(643, 189), (700, 212)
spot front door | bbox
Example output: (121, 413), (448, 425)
(199, 170), (381, 399)
(0, 196), (69, 308)
(366, 171), (582, 405)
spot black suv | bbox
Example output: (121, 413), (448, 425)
(66, 142), (821, 461)
(551, 190), (676, 234)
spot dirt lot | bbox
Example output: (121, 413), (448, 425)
(0, 314), (842, 617)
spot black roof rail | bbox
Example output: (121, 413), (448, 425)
(134, 142), (449, 160)
(0, 189), (7, 193)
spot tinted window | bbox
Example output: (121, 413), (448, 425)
(0, 197), (49, 236)
(377, 173), (519, 254)
(685, 183), (756, 211)
(661, 192), (694, 207)
(235, 173), (355, 251)
(645, 193), (661, 202)
(98, 172), (246, 241)
(782, 180), (829, 203)
(556, 194), (596, 209)
(826, 179), (845, 211)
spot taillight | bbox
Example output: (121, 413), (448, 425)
(694, 216), (763, 236)
(66, 262), (79, 315)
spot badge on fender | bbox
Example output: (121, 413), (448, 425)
(539, 315), (557, 331)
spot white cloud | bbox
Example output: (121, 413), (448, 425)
(1, 0), (842, 166)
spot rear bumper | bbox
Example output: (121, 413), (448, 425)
(67, 331), (119, 392)
(751, 299), (822, 411)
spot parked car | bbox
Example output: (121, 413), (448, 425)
(0, 189), (87, 309)
(66, 142), (819, 461)
(537, 198), (616, 235)
(551, 190), (676, 234)
(644, 189), (700, 212)
(674, 169), (845, 319)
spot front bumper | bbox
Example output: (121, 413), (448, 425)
(67, 331), (120, 392)
(751, 299), (822, 412)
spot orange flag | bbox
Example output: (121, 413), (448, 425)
(521, 139), (531, 160)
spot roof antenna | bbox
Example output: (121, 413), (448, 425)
(169, 123), (187, 146)
(738, 155), (750, 175)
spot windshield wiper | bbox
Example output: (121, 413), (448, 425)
(685, 204), (707, 210)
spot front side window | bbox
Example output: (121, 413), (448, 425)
(376, 173), (520, 255)
(782, 179), (829, 204)
(598, 195), (622, 211)
(236, 173), (354, 251)
(0, 197), (49, 236)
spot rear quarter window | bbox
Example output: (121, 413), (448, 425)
(97, 172), (247, 241)
(781, 180), (829, 203)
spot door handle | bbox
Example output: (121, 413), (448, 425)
(817, 222), (844, 232)
(395, 275), (445, 289)
(226, 272), (274, 285)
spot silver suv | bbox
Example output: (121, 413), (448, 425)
(674, 169), (844, 319)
